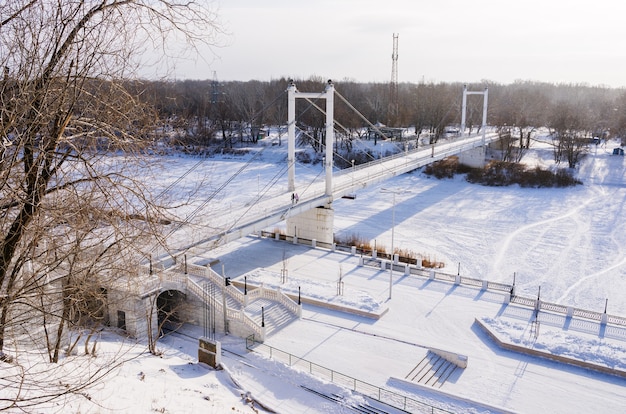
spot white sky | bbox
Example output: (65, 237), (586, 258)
(170, 0), (626, 88)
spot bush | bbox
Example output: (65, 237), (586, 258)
(421, 256), (445, 269)
(334, 234), (444, 268)
(423, 156), (459, 179)
(425, 158), (581, 188)
(555, 168), (582, 187)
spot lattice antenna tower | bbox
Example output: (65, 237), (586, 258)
(389, 33), (399, 126)
(210, 71), (219, 105)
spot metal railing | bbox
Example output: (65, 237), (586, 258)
(246, 336), (452, 414)
(157, 263), (302, 341)
(259, 233), (626, 328)
(185, 277), (265, 340)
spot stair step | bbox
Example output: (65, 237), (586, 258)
(406, 351), (458, 388)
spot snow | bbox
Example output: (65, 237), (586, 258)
(5, 134), (626, 413)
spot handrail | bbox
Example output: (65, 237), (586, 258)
(246, 284), (300, 318)
(185, 277), (265, 340)
(348, 243), (626, 327)
(246, 340), (452, 414)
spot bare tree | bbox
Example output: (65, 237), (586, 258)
(548, 100), (589, 168)
(0, 0), (221, 410)
(414, 82), (458, 144)
(611, 91), (626, 144)
(490, 81), (548, 162)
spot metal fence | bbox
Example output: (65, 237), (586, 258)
(246, 336), (452, 414)
(257, 233), (626, 328)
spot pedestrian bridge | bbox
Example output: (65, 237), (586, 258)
(158, 81), (497, 260)
(171, 131), (500, 256)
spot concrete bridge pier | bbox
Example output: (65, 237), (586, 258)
(286, 203), (334, 245)
(458, 145), (487, 168)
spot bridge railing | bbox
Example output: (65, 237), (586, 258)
(172, 261), (299, 316)
(184, 276), (206, 301)
(335, 132), (498, 176)
(331, 133), (500, 196)
(607, 314), (626, 326)
(163, 261), (299, 331)
(228, 307), (264, 340)
(109, 274), (161, 297)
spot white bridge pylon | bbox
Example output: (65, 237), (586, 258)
(461, 84), (489, 145)
(287, 79), (335, 196)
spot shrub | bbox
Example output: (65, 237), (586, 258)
(334, 234), (444, 268)
(423, 156), (459, 179)
(555, 168), (582, 187)
(421, 256), (445, 269)
(426, 158), (580, 188)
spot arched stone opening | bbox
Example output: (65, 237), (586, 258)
(156, 290), (186, 334)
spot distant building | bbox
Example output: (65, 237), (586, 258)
(367, 124), (405, 141)
(443, 126), (461, 137)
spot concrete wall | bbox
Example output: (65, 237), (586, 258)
(286, 205), (334, 245)
(177, 289), (227, 335)
(107, 289), (157, 340)
(180, 293), (259, 339)
(430, 347), (468, 368)
(474, 318), (626, 379)
(458, 145), (486, 168)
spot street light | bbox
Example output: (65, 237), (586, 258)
(351, 159), (355, 186)
(351, 159), (355, 194)
(380, 188), (399, 299)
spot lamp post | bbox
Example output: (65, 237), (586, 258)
(390, 192), (395, 299)
(351, 159), (355, 188)
(380, 188), (399, 300)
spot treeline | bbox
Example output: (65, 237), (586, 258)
(131, 76), (626, 151)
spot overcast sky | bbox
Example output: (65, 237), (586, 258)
(170, 0), (626, 88)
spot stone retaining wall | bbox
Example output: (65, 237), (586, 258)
(474, 318), (626, 379)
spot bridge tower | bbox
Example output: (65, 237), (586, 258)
(287, 80), (335, 196)
(459, 85), (489, 168)
(285, 80), (336, 244)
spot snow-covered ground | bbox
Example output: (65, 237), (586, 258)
(8, 134), (626, 413)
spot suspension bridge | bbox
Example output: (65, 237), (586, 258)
(157, 81), (498, 262)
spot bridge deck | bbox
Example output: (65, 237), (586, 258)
(162, 132), (499, 258)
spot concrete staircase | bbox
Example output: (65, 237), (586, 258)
(185, 271), (299, 340)
(244, 297), (298, 337)
(405, 350), (459, 388)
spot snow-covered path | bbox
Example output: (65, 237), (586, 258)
(207, 235), (626, 414)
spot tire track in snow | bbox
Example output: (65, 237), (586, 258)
(552, 183), (626, 302)
(491, 191), (599, 276)
(556, 255), (626, 303)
